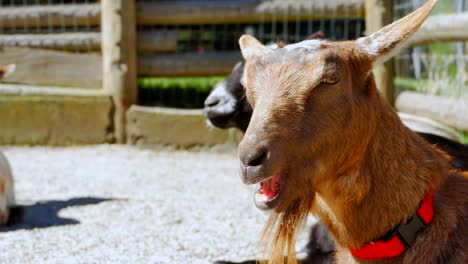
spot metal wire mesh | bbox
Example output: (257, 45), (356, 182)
(136, 0), (365, 108)
(393, 0), (468, 98)
(137, 0), (364, 53)
(0, 0), (100, 53)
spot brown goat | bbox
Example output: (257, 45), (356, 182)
(237, 0), (467, 263)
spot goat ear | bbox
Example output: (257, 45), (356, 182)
(239, 35), (271, 61)
(306, 31), (326, 40)
(357, 0), (437, 66)
(0, 64), (16, 79)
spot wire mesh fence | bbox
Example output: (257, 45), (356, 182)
(0, 0), (100, 53)
(0, 0), (101, 89)
(393, 0), (468, 98)
(136, 0), (365, 108)
(0, 0), (367, 108)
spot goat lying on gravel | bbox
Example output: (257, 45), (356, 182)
(205, 29), (468, 264)
(0, 64), (22, 226)
(236, 0), (467, 263)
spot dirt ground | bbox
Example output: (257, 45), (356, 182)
(0, 145), (311, 264)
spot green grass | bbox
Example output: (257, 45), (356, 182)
(412, 2), (462, 80)
(432, 0), (454, 14)
(138, 76), (225, 108)
(138, 76), (224, 92)
(394, 77), (467, 97)
(394, 77), (424, 91)
(459, 130), (468, 144)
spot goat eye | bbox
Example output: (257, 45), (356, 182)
(320, 78), (338, 85)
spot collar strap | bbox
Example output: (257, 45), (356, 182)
(350, 192), (435, 259)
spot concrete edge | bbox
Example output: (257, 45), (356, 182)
(0, 93), (114, 145)
(126, 105), (243, 149)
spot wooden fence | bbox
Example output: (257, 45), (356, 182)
(0, 0), (365, 85)
(0, 0), (466, 141)
(391, 0), (468, 136)
(0, 0), (365, 142)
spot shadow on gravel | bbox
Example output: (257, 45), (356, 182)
(0, 197), (115, 232)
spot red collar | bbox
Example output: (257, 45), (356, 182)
(350, 192), (435, 259)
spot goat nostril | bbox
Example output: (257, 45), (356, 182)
(205, 97), (220, 107)
(248, 150), (268, 167)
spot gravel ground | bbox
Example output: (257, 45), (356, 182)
(0, 145), (311, 264)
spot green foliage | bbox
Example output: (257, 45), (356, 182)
(403, 1), (464, 94)
(415, 1), (463, 81)
(394, 77), (467, 97)
(138, 76), (224, 109)
(458, 130), (468, 144)
(139, 76), (223, 92)
(427, 42), (455, 54)
(425, 43), (459, 79)
(394, 77), (423, 91)
(432, 0), (455, 14)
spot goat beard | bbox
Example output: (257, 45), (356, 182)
(259, 193), (315, 264)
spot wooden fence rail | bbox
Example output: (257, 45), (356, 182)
(137, 31), (177, 53)
(138, 52), (241, 77)
(408, 12), (468, 46)
(0, 1), (364, 30)
(1, 0), (467, 143)
(0, 47), (101, 89)
(0, 33), (101, 52)
(396, 91), (468, 132)
(0, 31), (177, 53)
(0, 4), (100, 29)
(136, 0), (364, 25)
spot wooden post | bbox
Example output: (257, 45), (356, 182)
(411, 0), (423, 80)
(101, 0), (137, 143)
(365, 0), (395, 105)
(455, 0), (465, 86)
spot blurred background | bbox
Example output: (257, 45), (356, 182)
(394, 0), (467, 98)
(0, 0), (466, 146)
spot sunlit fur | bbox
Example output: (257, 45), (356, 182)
(257, 177), (321, 264)
(238, 1), (467, 263)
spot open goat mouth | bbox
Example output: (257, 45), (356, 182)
(254, 170), (287, 211)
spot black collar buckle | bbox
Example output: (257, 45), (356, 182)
(380, 212), (427, 249)
(395, 213), (427, 248)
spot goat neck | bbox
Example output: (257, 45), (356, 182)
(313, 73), (448, 251)
(234, 1), (467, 263)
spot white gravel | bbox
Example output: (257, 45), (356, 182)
(0, 145), (311, 264)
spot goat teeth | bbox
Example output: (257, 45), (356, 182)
(255, 190), (269, 204)
(274, 182), (280, 190)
